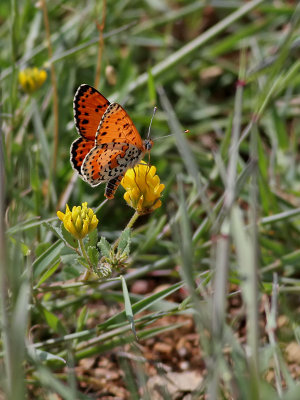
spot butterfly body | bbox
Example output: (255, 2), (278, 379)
(70, 84), (152, 199)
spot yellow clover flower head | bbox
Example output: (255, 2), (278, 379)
(18, 67), (47, 93)
(57, 202), (98, 240)
(121, 161), (165, 215)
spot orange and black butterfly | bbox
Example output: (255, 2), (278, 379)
(70, 84), (153, 199)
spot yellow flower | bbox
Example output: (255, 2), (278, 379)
(57, 202), (98, 240)
(121, 161), (165, 214)
(18, 67), (47, 93)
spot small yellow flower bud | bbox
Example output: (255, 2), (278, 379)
(57, 202), (99, 240)
(18, 67), (47, 94)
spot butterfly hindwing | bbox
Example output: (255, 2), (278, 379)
(96, 103), (143, 149)
(81, 143), (143, 187)
(73, 84), (110, 140)
(70, 137), (95, 175)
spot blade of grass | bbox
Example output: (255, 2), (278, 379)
(158, 85), (212, 220)
(121, 275), (137, 340)
(231, 205), (259, 397)
(32, 240), (64, 279)
(264, 273), (283, 397)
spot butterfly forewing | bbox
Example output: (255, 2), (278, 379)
(70, 137), (95, 175)
(73, 84), (110, 140)
(96, 103), (144, 149)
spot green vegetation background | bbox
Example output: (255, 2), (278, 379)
(1, 0), (300, 399)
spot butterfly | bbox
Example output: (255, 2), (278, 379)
(70, 84), (153, 199)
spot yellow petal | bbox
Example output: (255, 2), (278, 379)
(71, 207), (79, 222)
(75, 215), (82, 232)
(90, 215), (99, 229)
(124, 191), (131, 204)
(81, 220), (89, 238)
(155, 183), (165, 195)
(64, 215), (79, 238)
(152, 199), (162, 211)
(88, 208), (94, 219)
(57, 211), (65, 221)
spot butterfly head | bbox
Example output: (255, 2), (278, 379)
(143, 139), (153, 152)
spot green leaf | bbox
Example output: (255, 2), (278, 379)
(33, 240), (64, 280)
(121, 276), (137, 339)
(45, 222), (78, 249)
(6, 217), (56, 235)
(117, 228), (131, 256)
(270, 106), (289, 150)
(45, 222), (65, 241)
(35, 261), (60, 288)
(87, 228), (98, 247)
(100, 281), (184, 330)
(76, 306), (89, 333)
(98, 237), (111, 258)
(28, 347), (66, 364)
(100, 290), (179, 312)
(21, 242), (31, 256)
(9, 237), (31, 257)
(282, 249), (300, 266)
(35, 242), (51, 258)
(75, 322), (185, 360)
(87, 246), (99, 266)
(77, 256), (90, 269)
(38, 305), (67, 335)
(61, 224), (78, 248)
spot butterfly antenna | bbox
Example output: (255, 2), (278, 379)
(155, 130), (190, 140)
(146, 106), (157, 140)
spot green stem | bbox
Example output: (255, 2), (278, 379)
(112, 211), (140, 252)
(78, 238), (93, 272)
(81, 269), (91, 281)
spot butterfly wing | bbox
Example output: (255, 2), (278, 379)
(70, 137), (95, 175)
(81, 143), (143, 188)
(96, 103), (144, 149)
(73, 84), (110, 140)
(71, 84), (110, 175)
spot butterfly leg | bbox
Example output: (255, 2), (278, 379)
(105, 174), (124, 199)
